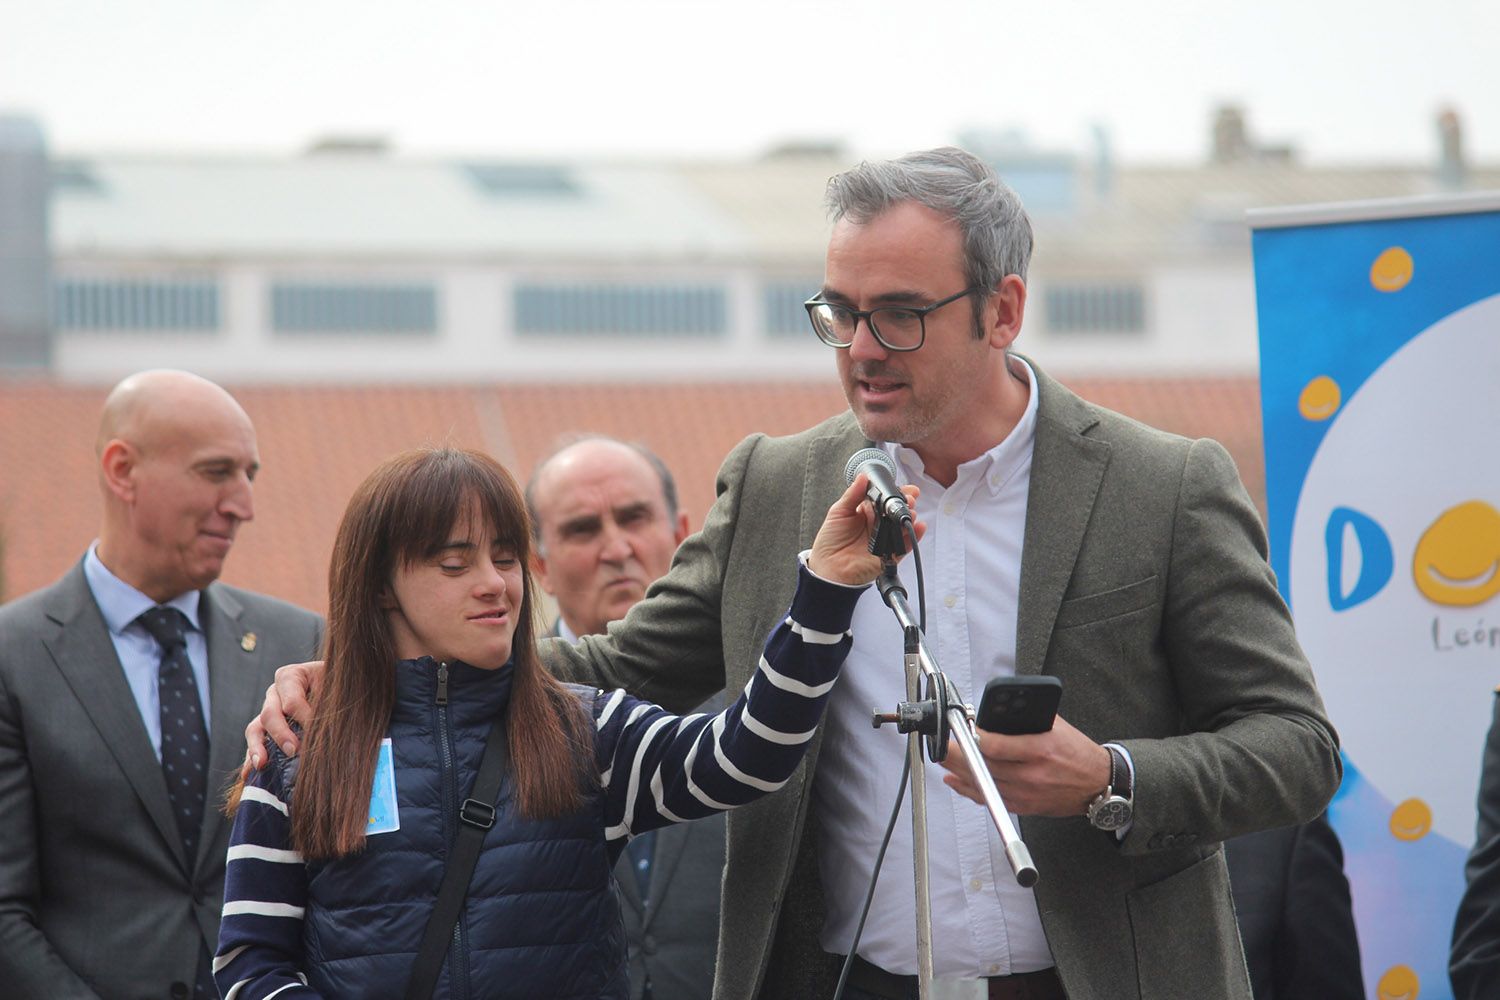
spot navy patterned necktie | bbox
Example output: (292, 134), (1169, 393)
(137, 606), (209, 865)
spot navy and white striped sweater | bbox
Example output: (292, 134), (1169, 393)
(215, 564), (863, 1000)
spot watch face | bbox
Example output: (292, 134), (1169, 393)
(1090, 797), (1132, 831)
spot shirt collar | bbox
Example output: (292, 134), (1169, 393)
(83, 543), (202, 636)
(556, 616), (581, 644)
(887, 355), (1039, 498)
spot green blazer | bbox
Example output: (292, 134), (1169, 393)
(545, 361), (1340, 1000)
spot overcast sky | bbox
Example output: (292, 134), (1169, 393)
(2, 0), (1495, 166)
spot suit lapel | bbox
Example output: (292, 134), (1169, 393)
(796, 416), (873, 772)
(800, 415), (869, 548)
(1015, 363), (1111, 676)
(616, 847), (645, 919)
(199, 584), (263, 872)
(42, 564), (187, 869)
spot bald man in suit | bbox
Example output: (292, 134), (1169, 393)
(0, 370), (322, 999)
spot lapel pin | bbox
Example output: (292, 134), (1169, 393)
(241, 632), (258, 652)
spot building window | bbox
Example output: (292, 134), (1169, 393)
(1043, 282), (1146, 333)
(271, 282), (437, 334)
(762, 279), (820, 338)
(53, 276), (219, 330)
(514, 283), (726, 336)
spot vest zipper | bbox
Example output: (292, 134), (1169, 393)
(433, 660), (472, 999)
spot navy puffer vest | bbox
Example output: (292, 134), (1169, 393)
(298, 658), (627, 999)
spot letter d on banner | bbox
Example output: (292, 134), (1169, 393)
(1326, 506), (1393, 611)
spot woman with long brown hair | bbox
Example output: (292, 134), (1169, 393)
(215, 447), (915, 999)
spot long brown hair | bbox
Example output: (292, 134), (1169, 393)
(289, 447), (596, 860)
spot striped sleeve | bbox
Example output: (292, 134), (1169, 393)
(597, 560), (865, 845)
(214, 753), (321, 999)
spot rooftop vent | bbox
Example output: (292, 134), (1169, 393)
(51, 158), (106, 194)
(303, 134), (391, 156)
(460, 162), (579, 197)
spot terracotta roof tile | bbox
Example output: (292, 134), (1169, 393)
(0, 376), (1261, 615)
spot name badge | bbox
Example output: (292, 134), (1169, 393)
(367, 738), (400, 835)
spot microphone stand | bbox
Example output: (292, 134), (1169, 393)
(868, 528), (1037, 999)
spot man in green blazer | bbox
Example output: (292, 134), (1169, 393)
(252, 147), (1339, 999)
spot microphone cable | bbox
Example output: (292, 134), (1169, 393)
(833, 514), (925, 1000)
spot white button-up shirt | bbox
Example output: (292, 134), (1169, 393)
(814, 359), (1052, 977)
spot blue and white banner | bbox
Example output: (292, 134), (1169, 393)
(1251, 192), (1500, 1000)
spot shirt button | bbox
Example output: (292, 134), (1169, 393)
(989, 964), (1001, 975)
(943, 502), (956, 515)
(969, 878), (982, 891)
(944, 595), (957, 609)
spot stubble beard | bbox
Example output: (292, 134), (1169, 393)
(843, 360), (966, 451)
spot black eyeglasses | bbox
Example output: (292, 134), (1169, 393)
(803, 286), (978, 352)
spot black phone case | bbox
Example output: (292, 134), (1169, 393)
(976, 676), (1062, 734)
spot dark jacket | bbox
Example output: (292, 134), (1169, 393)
(1453, 691), (1500, 999)
(1227, 814), (1363, 1000)
(282, 662), (626, 999)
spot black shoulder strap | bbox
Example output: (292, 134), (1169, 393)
(404, 716), (509, 1000)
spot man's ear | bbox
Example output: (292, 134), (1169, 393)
(985, 274), (1027, 351)
(99, 439), (138, 503)
(530, 550), (558, 597)
(672, 511), (690, 546)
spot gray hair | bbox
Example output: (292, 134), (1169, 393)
(824, 146), (1034, 293)
(524, 434), (680, 547)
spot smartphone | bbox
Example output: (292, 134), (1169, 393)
(975, 676), (1062, 735)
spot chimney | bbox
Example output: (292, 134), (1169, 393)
(1091, 122), (1113, 202)
(0, 113), (52, 370)
(1211, 104), (1251, 164)
(303, 134), (391, 157)
(1436, 107), (1466, 191)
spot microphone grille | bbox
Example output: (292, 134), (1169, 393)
(845, 447), (896, 486)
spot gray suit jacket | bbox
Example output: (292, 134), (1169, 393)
(616, 813), (727, 1000)
(546, 362), (1340, 1000)
(0, 560), (322, 1000)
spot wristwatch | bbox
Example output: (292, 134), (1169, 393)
(1086, 744), (1133, 831)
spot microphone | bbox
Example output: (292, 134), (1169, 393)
(844, 448), (912, 523)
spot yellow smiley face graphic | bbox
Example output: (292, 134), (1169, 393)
(1376, 964), (1419, 1000)
(1389, 798), (1432, 842)
(1370, 246), (1414, 292)
(1297, 375), (1341, 421)
(1412, 500), (1500, 607)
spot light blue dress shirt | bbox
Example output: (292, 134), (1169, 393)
(83, 543), (212, 759)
